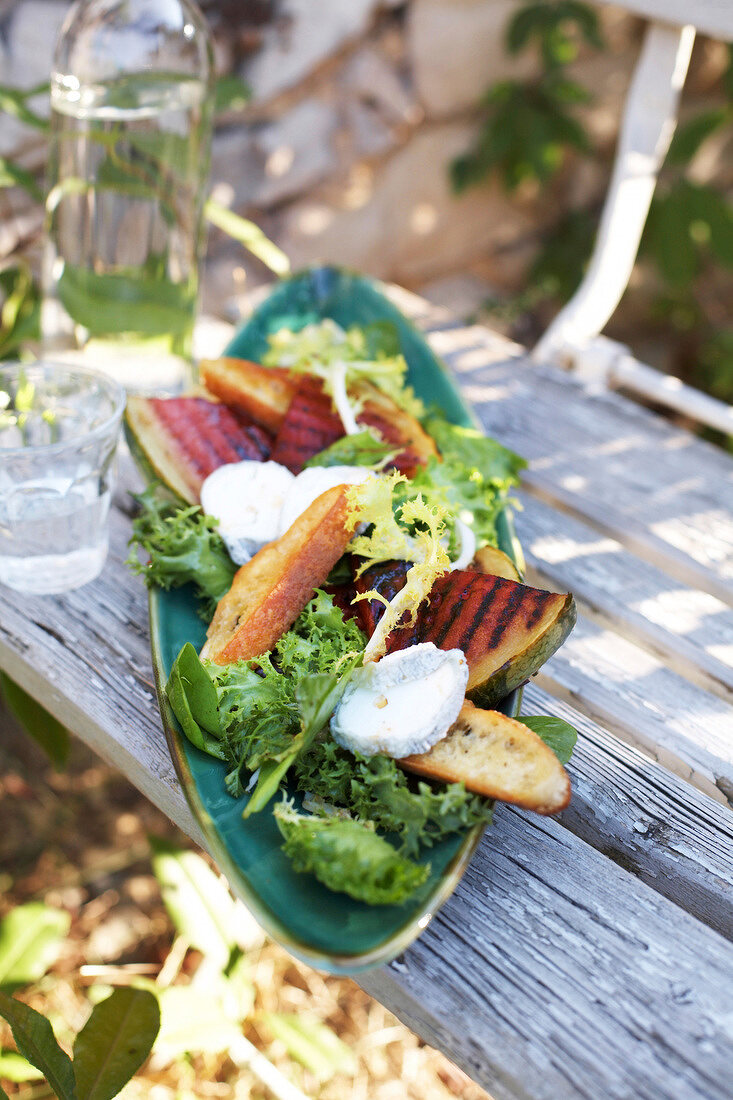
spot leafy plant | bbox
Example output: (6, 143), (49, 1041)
(452, 0), (603, 193)
(0, 987), (160, 1099)
(0, 672), (71, 769)
(0, 903), (70, 990)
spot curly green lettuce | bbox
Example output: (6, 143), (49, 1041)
(274, 799), (429, 905)
(414, 419), (527, 549)
(295, 739), (493, 857)
(127, 484), (236, 619)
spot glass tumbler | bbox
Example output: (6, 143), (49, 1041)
(0, 363), (125, 594)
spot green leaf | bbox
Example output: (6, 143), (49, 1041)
(149, 839), (238, 966)
(243, 668), (357, 818)
(0, 264), (41, 361)
(204, 199), (291, 276)
(0, 903), (70, 989)
(0, 84), (49, 132)
(0, 674), (70, 770)
(56, 264), (195, 339)
(214, 74), (251, 114)
(0, 1049), (44, 1082)
(153, 988), (242, 1062)
(304, 429), (396, 470)
(0, 157), (42, 201)
(72, 988), (159, 1100)
(165, 660), (226, 760)
(261, 1012), (356, 1080)
(274, 801), (429, 905)
(521, 715), (578, 764)
(0, 991), (77, 1100)
(666, 108), (732, 167)
(172, 643), (221, 734)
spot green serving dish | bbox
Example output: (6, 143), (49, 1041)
(149, 265), (523, 974)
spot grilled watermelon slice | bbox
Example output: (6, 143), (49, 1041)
(126, 395), (273, 504)
(415, 570), (575, 708)
(270, 376), (345, 473)
(359, 561), (575, 708)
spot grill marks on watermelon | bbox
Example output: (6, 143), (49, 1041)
(351, 561), (560, 669)
(415, 570), (561, 664)
(359, 409), (422, 478)
(151, 397), (272, 479)
(270, 377), (345, 473)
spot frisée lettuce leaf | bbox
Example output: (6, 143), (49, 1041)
(274, 799), (429, 905)
(127, 484), (236, 619)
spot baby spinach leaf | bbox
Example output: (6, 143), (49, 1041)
(521, 715), (578, 764)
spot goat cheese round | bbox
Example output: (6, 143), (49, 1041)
(330, 642), (468, 758)
(200, 459), (295, 564)
(278, 465), (374, 536)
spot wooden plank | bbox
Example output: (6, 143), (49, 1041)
(594, 0), (733, 43)
(516, 494), (733, 703)
(424, 323), (733, 607)
(536, 613), (733, 807)
(521, 681), (733, 939)
(359, 810), (733, 1100)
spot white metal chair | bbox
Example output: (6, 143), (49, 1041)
(532, 0), (733, 437)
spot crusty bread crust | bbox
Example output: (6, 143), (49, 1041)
(200, 358), (297, 433)
(400, 700), (571, 814)
(201, 484), (353, 665)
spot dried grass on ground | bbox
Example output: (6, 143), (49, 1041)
(0, 708), (490, 1100)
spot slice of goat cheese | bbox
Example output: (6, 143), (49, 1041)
(278, 465), (374, 536)
(330, 642), (468, 758)
(200, 459), (295, 564)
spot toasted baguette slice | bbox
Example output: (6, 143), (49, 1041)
(200, 358), (297, 432)
(201, 485), (354, 665)
(400, 701), (571, 814)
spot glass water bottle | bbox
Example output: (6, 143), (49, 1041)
(43, 0), (214, 394)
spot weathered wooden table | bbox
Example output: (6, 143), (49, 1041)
(1, 290), (732, 1100)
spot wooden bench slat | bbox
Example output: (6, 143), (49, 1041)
(517, 493), (733, 703)
(360, 810), (733, 1100)
(423, 324), (733, 608)
(522, 682), (733, 939)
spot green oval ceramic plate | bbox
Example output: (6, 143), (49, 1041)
(149, 265), (523, 974)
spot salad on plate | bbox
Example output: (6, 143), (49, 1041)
(127, 316), (578, 912)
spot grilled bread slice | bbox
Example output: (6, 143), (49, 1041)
(200, 358), (297, 432)
(201, 485), (354, 665)
(401, 701), (571, 814)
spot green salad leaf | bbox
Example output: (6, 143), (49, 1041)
(521, 715), (578, 765)
(243, 666), (358, 817)
(263, 318), (424, 421)
(295, 740), (493, 857)
(127, 485), (236, 619)
(414, 419), (527, 548)
(274, 800), (429, 905)
(304, 429), (396, 470)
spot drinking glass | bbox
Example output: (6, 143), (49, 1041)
(0, 362), (125, 594)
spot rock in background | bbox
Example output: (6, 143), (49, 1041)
(0, 0), (728, 331)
